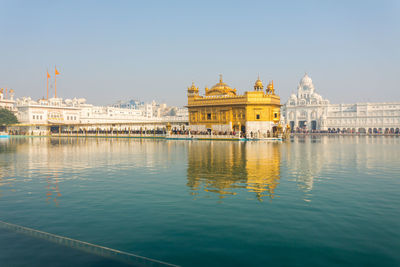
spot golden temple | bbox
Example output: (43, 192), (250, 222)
(187, 75), (281, 138)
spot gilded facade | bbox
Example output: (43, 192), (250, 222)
(187, 75), (281, 137)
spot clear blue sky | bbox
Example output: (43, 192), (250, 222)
(0, 0), (399, 106)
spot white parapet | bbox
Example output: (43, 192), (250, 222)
(245, 121), (275, 135)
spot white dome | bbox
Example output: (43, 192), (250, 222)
(300, 73), (313, 86)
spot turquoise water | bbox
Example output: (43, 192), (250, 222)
(0, 137), (399, 266)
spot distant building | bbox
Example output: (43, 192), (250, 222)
(281, 74), (400, 133)
(0, 88), (16, 112)
(187, 75), (281, 137)
(12, 96), (188, 135)
(112, 99), (144, 109)
(15, 97), (82, 134)
(110, 99), (188, 120)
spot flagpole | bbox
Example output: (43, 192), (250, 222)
(47, 71), (49, 100)
(55, 67), (57, 98)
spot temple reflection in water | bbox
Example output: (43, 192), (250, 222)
(2, 136), (396, 204)
(187, 141), (281, 201)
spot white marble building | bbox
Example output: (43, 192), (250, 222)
(282, 74), (400, 133)
(0, 89), (16, 112)
(12, 96), (188, 135)
(15, 97), (82, 135)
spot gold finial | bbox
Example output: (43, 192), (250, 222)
(219, 74), (223, 83)
(188, 81), (198, 93)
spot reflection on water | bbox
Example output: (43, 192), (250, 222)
(285, 136), (400, 201)
(0, 137), (176, 205)
(46, 174), (61, 206)
(187, 141), (281, 201)
(1, 136), (400, 204)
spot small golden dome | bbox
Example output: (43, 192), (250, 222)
(187, 82), (199, 96)
(254, 76), (264, 90)
(188, 82), (198, 91)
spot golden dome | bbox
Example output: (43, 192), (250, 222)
(254, 76), (264, 90)
(206, 74), (237, 96)
(187, 82), (199, 96)
(188, 82), (198, 91)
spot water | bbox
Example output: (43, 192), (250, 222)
(0, 136), (399, 266)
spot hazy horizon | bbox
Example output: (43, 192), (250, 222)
(0, 0), (399, 107)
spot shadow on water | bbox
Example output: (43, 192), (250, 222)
(0, 220), (179, 267)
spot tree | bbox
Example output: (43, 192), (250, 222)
(168, 108), (177, 116)
(0, 108), (18, 126)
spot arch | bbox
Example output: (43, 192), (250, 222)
(311, 110), (317, 119)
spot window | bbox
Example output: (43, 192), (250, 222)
(256, 114), (260, 120)
(207, 113), (211, 120)
(274, 113), (278, 118)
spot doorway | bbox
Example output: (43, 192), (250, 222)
(311, 121), (317, 130)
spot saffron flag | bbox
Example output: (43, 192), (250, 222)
(55, 67), (60, 75)
(47, 71), (50, 78)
